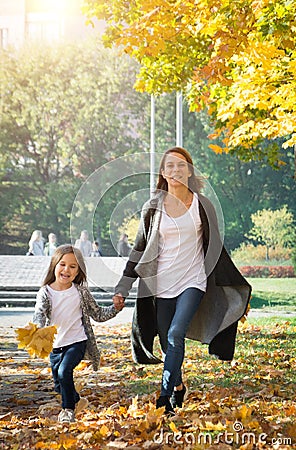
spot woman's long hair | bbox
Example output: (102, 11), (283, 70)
(42, 244), (87, 286)
(29, 229), (42, 245)
(156, 147), (204, 193)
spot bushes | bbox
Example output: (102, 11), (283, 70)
(291, 248), (296, 273)
(239, 265), (295, 278)
(231, 243), (292, 263)
(231, 243), (295, 277)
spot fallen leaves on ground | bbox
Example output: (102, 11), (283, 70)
(0, 319), (295, 449)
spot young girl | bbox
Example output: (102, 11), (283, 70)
(33, 244), (124, 423)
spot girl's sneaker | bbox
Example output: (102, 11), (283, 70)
(58, 408), (75, 423)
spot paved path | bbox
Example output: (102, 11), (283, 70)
(0, 256), (294, 329)
(0, 255), (137, 306)
(0, 255), (132, 289)
(0, 306), (134, 328)
(0, 307), (294, 330)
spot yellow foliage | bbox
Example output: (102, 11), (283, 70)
(127, 395), (144, 418)
(240, 302), (251, 323)
(83, 0), (296, 165)
(202, 421), (225, 431)
(15, 322), (38, 348)
(208, 143), (226, 154)
(58, 434), (77, 448)
(118, 216), (140, 246)
(4, 317), (296, 448)
(239, 404), (253, 421)
(75, 361), (89, 371)
(99, 424), (110, 437)
(169, 421), (179, 433)
(15, 323), (57, 359)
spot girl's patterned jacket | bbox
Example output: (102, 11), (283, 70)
(33, 284), (118, 370)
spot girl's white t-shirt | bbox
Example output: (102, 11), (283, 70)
(47, 283), (87, 348)
(156, 193), (207, 298)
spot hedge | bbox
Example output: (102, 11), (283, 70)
(239, 265), (295, 278)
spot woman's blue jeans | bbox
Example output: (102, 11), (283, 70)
(156, 287), (204, 397)
(49, 340), (87, 410)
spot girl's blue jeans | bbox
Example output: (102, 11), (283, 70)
(156, 287), (204, 397)
(49, 340), (87, 410)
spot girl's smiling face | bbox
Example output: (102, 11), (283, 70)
(54, 253), (79, 290)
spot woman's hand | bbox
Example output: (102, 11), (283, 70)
(113, 293), (125, 311)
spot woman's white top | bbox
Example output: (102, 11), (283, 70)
(156, 193), (207, 298)
(47, 283), (87, 348)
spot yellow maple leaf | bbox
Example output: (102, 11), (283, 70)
(99, 424), (109, 437)
(75, 361), (89, 371)
(15, 322), (38, 348)
(203, 421), (225, 431)
(169, 421), (179, 433)
(238, 404), (253, 421)
(240, 302), (251, 323)
(208, 143), (227, 154)
(16, 323), (57, 359)
(58, 433), (78, 448)
(27, 326), (57, 358)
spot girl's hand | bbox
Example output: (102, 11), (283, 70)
(113, 293), (125, 311)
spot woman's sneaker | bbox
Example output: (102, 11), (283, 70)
(156, 395), (175, 415)
(58, 408), (75, 423)
(171, 385), (187, 408)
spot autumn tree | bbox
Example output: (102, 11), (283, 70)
(247, 206), (295, 260)
(0, 38), (148, 253)
(1, 38), (295, 254)
(140, 93), (295, 250)
(83, 0), (296, 169)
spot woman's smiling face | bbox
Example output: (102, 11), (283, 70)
(161, 152), (192, 188)
(54, 253), (79, 289)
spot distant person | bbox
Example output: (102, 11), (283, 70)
(27, 230), (44, 256)
(117, 233), (131, 257)
(74, 230), (92, 257)
(32, 244), (124, 423)
(90, 241), (102, 257)
(44, 233), (58, 256)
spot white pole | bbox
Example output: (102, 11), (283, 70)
(150, 95), (155, 196)
(176, 91), (183, 147)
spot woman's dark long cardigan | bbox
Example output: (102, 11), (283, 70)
(115, 192), (252, 364)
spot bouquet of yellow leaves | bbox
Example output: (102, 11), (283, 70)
(15, 322), (57, 359)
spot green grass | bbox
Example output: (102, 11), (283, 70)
(247, 277), (296, 293)
(186, 316), (296, 390)
(127, 317), (296, 395)
(247, 277), (296, 311)
(247, 316), (296, 326)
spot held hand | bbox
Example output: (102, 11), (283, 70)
(113, 293), (125, 311)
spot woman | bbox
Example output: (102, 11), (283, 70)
(117, 233), (132, 257)
(27, 230), (44, 256)
(74, 230), (93, 257)
(113, 147), (251, 414)
(44, 232), (58, 256)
